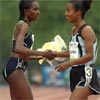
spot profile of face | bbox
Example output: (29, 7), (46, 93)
(65, 3), (80, 23)
(24, 1), (40, 21)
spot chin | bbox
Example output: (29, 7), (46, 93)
(68, 19), (74, 23)
(33, 19), (37, 21)
(67, 18), (71, 23)
(33, 17), (39, 21)
(67, 20), (71, 23)
(32, 18), (37, 21)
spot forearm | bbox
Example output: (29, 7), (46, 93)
(29, 56), (43, 60)
(68, 54), (93, 66)
(53, 51), (70, 58)
(15, 46), (45, 56)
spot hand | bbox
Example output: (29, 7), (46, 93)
(55, 61), (71, 72)
(43, 50), (56, 60)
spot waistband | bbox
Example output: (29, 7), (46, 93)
(72, 64), (93, 68)
(9, 57), (27, 66)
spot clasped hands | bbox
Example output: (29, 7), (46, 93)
(43, 50), (71, 72)
(42, 50), (56, 60)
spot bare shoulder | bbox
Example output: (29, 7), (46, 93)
(16, 21), (29, 30)
(14, 21), (29, 39)
(83, 25), (94, 31)
(82, 25), (95, 41)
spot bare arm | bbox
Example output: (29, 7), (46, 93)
(56, 26), (95, 72)
(69, 25), (95, 66)
(27, 56), (43, 60)
(14, 22), (49, 56)
(53, 50), (70, 58)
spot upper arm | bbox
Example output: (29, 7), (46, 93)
(82, 26), (95, 56)
(15, 22), (29, 49)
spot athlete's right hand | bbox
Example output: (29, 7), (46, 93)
(43, 50), (56, 60)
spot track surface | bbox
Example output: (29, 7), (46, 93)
(0, 86), (100, 100)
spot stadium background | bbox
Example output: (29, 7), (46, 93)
(0, 0), (100, 100)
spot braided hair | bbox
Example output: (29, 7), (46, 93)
(70, 0), (93, 19)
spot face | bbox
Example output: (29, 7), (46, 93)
(65, 3), (79, 23)
(25, 1), (40, 21)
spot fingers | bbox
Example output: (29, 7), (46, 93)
(55, 65), (65, 72)
(55, 62), (68, 72)
(43, 51), (56, 60)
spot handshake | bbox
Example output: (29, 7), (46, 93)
(37, 35), (67, 66)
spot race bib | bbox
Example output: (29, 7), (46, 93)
(85, 65), (93, 86)
(69, 42), (79, 60)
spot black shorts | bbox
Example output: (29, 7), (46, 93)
(70, 65), (100, 94)
(3, 57), (27, 80)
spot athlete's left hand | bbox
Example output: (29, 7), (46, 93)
(55, 61), (71, 72)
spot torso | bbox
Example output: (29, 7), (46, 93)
(69, 24), (98, 65)
(10, 20), (34, 61)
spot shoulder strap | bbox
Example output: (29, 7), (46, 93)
(75, 24), (88, 57)
(77, 24), (88, 38)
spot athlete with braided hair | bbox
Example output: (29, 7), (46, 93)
(3, 0), (54, 99)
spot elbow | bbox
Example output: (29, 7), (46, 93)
(14, 45), (29, 55)
(88, 53), (94, 61)
(14, 45), (23, 54)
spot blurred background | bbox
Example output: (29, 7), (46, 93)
(0, 0), (100, 99)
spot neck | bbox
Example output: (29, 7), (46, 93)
(73, 18), (85, 29)
(24, 17), (32, 26)
(73, 17), (85, 28)
(74, 19), (85, 33)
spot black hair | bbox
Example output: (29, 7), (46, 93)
(19, 0), (36, 20)
(70, 0), (93, 19)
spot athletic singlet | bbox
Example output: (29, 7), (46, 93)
(69, 24), (98, 65)
(12, 20), (34, 51)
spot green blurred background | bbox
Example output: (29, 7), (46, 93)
(0, 0), (100, 85)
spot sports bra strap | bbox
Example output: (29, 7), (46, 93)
(77, 24), (88, 38)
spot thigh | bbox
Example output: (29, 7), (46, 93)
(9, 86), (17, 100)
(7, 69), (33, 100)
(70, 87), (93, 100)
